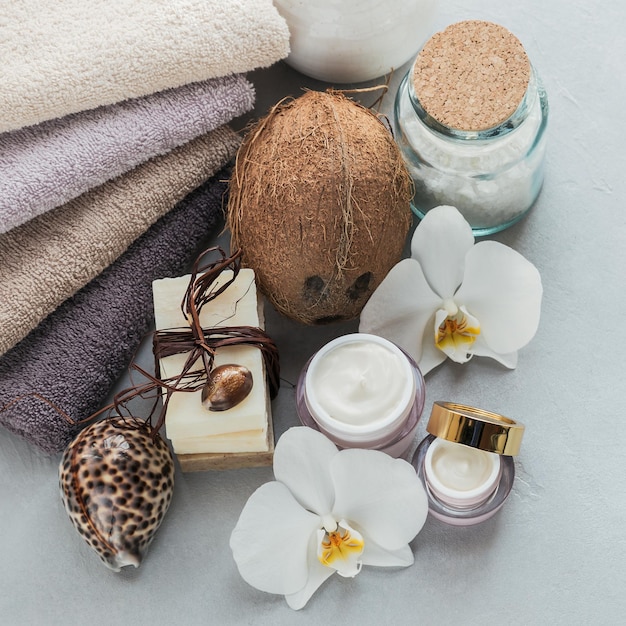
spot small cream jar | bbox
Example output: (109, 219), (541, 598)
(296, 333), (425, 458)
(412, 401), (525, 525)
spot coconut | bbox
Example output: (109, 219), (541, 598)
(227, 90), (412, 325)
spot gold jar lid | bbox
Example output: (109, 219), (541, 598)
(426, 401), (525, 456)
(412, 20), (531, 131)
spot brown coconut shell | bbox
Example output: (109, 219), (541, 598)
(227, 90), (412, 325)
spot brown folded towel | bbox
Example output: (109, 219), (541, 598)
(0, 126), (240, 355)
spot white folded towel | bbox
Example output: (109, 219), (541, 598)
(0, 0), (289, 132)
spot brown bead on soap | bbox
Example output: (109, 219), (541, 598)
(412, 20), (531, 131)
(201, 364), (254, 412)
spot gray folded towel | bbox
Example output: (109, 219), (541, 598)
(0, 169), (230, 454)
(0, 75), (254, 234)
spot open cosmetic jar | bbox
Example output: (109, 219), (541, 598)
(296, 333), (425, 458)
(273, 0), (437, 83)
(394, 20), (549, 235)
(412, 401), (525, 525)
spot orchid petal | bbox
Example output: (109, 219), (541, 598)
(359, 258), (442, 364)
(470, 337), (519, 369)
(273, 427), (338, 516)
(230, 481), (321, 596)
(410, 205), (475, 299)
(419, 343), (448, 375)
(417, 313), (448, 374)
(456, 241), (543, 354)
(285, 532), (335, 610)
(361, 538), (415, 568)
(330, 449), (428, 552)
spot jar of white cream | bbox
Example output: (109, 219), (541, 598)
(273, 0), (437, 83)
(296, 333), (425, 457)
(412, 401), (525, 525)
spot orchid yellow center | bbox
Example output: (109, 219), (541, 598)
(316, 520), (364, 578)
(435, 306), (481, 362)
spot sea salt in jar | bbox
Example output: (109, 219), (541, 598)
(296, 333), (425, 458)
(394, 20), (549, 235)
(412, 402), (525, 525)
(274, 0), (437, 83)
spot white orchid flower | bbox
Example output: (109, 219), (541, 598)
(230, 427), (428, 610)
(359, 205), (543, 374)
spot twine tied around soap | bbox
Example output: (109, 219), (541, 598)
(150, 247), (280, 424)
(0, 247), (280, 444)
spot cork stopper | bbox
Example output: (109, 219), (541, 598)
(412, 21), (531, 131)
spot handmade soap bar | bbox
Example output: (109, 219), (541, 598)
(152, 269), (271, 455)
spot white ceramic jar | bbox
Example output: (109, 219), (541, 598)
(274, 0), (437, 83)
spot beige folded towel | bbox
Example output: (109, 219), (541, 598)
(0, 126), (240, 355)
(0, 0), (289, 132)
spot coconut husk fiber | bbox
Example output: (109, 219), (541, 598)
(228, 90), (412, 325)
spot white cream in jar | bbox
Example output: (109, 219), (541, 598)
(412, 402), (525, 525)
(296, 333), (425, 457)
(424, 438), (501, 509)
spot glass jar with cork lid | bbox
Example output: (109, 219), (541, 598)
(394, 20), (549, 235)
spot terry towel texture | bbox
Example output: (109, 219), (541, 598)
(0, 0), (289, 132)
(0, 126), (241, 355)
(0, 169), (230, 454)
(0, 75), (254, 233)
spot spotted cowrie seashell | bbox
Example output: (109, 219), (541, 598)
(59, 417), (175, 571)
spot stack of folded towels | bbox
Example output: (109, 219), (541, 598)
(0, 0), (290, 453)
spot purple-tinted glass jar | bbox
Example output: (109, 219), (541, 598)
(412, 401), (525, 526)
(296, 333), (425, 458)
